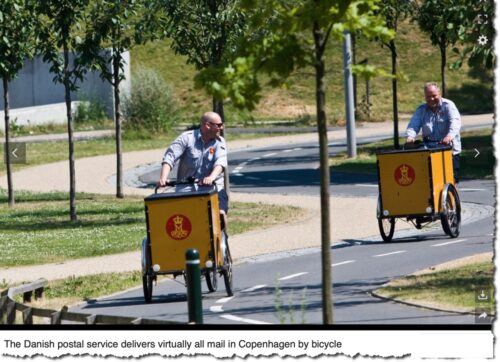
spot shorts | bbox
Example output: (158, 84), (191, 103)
(218, 189), (229, 214)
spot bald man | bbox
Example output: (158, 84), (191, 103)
(158, 111), (229, 224)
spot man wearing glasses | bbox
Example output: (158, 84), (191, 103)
(158, 111), (229, 225)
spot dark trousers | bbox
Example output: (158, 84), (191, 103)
(453, 154), (460, 184)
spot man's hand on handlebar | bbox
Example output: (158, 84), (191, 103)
(441, 135), (452, 145)
(406, 136), (415, 144)
(157, 177), (169, 187)
(200, 176), (215, 186)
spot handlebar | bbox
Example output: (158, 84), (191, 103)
(403, 139), (452, 151)
(155, 177), (217, 194)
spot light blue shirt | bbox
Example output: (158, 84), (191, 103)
(162, 129), (227, 191)
(406, 98), (461, 154)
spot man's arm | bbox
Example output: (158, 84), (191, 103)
(406, 106), (424, 143)
(158, 163), (172, 186)
(201, 165), (224, 186)
(442, 101), (461, 145)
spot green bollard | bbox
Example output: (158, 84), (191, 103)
(185, 249), (203, 324)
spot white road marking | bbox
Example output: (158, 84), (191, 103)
(373, 250), (406, 257)
(291, 148), (303, 151)
(431, 239), (466, 247)
(216, 296), (235, 304)
(220, 314), (271, 325)
(459, 188), (486, 192)
(245, 176), (261, 180)
(282, 149), (295, 153)
(354, 184), (378, 187)
(268, 179), (292, 183)
(278, 272), (308, 281)
(241, 284), (267, 293)
(332, 260), (356, 267)
(210, 305), (224, 313)
(263, 152), (277, 157)
(232, 173), (244, 176)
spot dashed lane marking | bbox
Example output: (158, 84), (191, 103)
(355, 184), (378, 187)
(373, 250), (407, 257)
(216, 296), (235, 304)
(431, 239), (467, 247)
(278, 272), (308, 281)
(332, 260), (356, 267)
(220, 314), (271, 325)
(263, 152), (277, 158)
(210, 305), (224, 313)
(241, 284), (267, 293)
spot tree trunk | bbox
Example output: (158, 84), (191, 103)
(440, 38), (447, 97)
(213, 97), (230, 198)
(113, 47), (124, 198)
(313, 20), (333, 325)
(3, 78), (14, 207)
(63, 44), (77, 221)
(390, 39), (399, 149)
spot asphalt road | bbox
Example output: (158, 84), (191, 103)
(71, 133), (495, 325)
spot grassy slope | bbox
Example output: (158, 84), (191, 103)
(131, 21), (494, 124)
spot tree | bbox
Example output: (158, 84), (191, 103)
(0, 0), (37, 207)
(197, 0), (392, 324)
(414, 0), (462, 97)
(451, 0), (495, 70)
(158, 0), (247, 122)
(35, 0), (91, 221)
(378, 0), (415, 149)
(84, 0), (142, 199)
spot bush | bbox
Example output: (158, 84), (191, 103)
(74, 97), (109, 125)
(123, 67), (178, 134)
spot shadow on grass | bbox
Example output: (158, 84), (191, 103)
(447, 83), (494, 114)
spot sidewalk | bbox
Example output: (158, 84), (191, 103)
(0, 114), (494, 284)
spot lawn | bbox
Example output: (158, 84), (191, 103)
(0, 191), (307, 268)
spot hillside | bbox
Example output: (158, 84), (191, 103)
(131, 20), (494, 125)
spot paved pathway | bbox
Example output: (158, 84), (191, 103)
(0, 114), (494, 284)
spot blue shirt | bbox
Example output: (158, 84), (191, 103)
(162, 129), (227, 191)
(406, 98), (461, 154)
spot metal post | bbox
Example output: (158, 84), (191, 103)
(185, 249), (203, 324)
(343, 31), (357, 158)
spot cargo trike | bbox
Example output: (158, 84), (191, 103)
(376, 142), (461, 242)
(141, 178), (233, 303)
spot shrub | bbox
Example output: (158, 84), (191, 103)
(74, 97), (109, 125)
(123, 67), (178, 134)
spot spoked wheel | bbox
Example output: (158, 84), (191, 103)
(221, 231), (233, 297)
(378, 217), (395, 242)
(205, 268), (218, 292)
(441, 184), (461, 238)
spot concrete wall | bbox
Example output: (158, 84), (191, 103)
(0, 50), (130, 130)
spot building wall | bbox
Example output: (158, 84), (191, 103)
(0, 50), (130, 129)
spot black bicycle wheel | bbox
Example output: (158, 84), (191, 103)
(441, 185), (461, 238)
(205, 268), (218, 292)
(378, 217), (395, 242)
(142, 239), (153, 303)
(221, 232), (233, 296)
(142, 274), (153, 303)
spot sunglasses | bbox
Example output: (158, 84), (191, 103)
(207, 121), (224, 128)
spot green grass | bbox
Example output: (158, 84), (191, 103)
(330, 129), (494, 179)
(0, 191), (307, 268)
(132, 20), (494, 124)
(0, 135), (175, 176)
(375, 261), (494, 310)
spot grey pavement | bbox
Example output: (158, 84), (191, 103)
(0, 114), (494, 284)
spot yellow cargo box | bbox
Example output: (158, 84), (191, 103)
(376, 147), (454, 218)
(144, 188), (222, 274)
